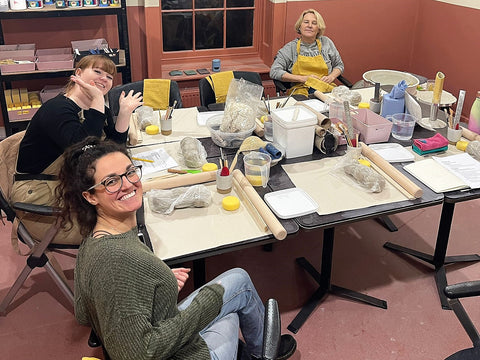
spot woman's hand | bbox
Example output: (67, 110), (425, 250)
(115, 90), (143, 133)
(172, 267), (191, 292)
(319, 74), (336, 84)
(69, 75), (105, 108)
(118, 90), (143, 116)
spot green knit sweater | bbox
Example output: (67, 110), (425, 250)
(74, 228), (225, 360)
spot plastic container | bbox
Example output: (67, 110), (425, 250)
(243, 151), (271, 188)
(468, 91), (480, 134)
(352, 108), (393, 144)
(271, 106), (317, 158)
(206, 114), (255, 148)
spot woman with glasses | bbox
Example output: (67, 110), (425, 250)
(56, 136), (296, 360)
(11, 55), (143, 246)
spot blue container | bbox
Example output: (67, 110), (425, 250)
(212, 59), (220, 72)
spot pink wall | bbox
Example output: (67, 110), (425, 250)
(412, 0), (480, 119)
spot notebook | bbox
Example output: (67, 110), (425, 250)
(403, 153), (480, 193)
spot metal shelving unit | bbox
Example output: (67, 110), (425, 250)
(0, 4), (131, 135)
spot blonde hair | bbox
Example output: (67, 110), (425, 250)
(294, 9), (326, 38)
(65, 55), (117, 93)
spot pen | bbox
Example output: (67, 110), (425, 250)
(132, 157), (154, 163)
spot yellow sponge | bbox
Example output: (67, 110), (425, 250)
(202, 163), (218, 172)
(145, 125), (159, 135)
(222, 196), (240, 211)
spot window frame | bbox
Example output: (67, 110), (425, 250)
(158, 0), (262, 62)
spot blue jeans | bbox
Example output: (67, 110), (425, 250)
(178, 268), (265, 360)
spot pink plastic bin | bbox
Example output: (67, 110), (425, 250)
(352, 108), (392, 144)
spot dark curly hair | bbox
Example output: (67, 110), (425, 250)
(55, 136), (130, 237)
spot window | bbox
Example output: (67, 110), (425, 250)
(161, 0), (255, 52)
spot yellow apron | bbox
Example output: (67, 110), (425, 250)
(290, 39), (335, 96)
(143, 79), (171, 110)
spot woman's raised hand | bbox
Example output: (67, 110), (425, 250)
(118, 90), (143, 115)
(70, 75), (105, 104)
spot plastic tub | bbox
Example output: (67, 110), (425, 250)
(352, 108), (393, 144)
(206, 114), (256, 148)
(271, 106), (317, 158)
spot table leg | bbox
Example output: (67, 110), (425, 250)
(193, 258), (206, 289)
(376, 215), (398, 232)
(384, 201), (480, 309)
(287, 227), (387, 334)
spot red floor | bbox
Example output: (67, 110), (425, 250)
(1, 200), (480, 359)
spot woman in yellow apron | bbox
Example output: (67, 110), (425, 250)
(270, 9), (344, 97)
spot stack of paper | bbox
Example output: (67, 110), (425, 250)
(403, 153), (480, 193)
(369, 143), (415, 163)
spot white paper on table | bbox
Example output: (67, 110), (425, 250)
(369, 143), (415, 163)
(131, 148), (178, 177)
(433, 153), (480, 189)
(299, 99), (329, 113)
(197, 111), (224, 126)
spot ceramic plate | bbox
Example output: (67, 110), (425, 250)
(363, 69), (419, 88)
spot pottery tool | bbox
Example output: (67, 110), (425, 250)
(461, 126), (480, 142)
(232, 177), (268, 232)
(360, 142), (423, 198)
(142, 170), (216, 192)
(453, 90), (466, 129)
(232, 169), (287, 240)
(343, 100), (353, 141)
(229, 136), (266, 172)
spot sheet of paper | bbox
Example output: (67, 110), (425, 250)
(299, 99), (329, 113)
(403, 159), (468, 193)
(282, 157), (409, 216)
(132, 148), (178, 177)
(433, 153), (480, 189)
(197, 110), (223, 126)
(369, 143), (415, 163)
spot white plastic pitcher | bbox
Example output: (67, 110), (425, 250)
(243, 151), (271, 188)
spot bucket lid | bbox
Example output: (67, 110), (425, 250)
(271, 106), (317, 128)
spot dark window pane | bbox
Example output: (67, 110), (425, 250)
(195, 11), (223, 49)
(227, 0), (253, 7)
(162, 12), (193, 51)
(161, 0), (192, 10)
(226, 9), (253, 47)
(195, 0), (223, 8)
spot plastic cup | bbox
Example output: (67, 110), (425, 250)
(160, 115), (172, 135)
(216, 170), (233, 194)
(391, 113), (416, 141)
(447, 127), (462, 144)
(264, 117), (273, 141)
(243, 151), (271, 188)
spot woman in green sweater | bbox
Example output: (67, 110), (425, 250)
(56, 137), (296, 360)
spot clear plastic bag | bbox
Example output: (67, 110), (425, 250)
(220, 78), (263, 133)
(331, 86), (362, 106)
(179, 137), (208, 168)
(135, 106), (160, 130)
(147, 185), (212, 215)
(331, 153), (385, 193)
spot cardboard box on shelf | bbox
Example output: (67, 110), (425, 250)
(36, 48), (73, 70)
(0, 44), (35, 74)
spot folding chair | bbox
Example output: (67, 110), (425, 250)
(108, 79), (183, 117)
(443, 281), (480, 359)
(0, 131), (75, 315)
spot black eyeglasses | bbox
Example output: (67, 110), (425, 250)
(87, 165), (142, 194)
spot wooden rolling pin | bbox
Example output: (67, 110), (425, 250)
(142, 170), (216, 192)
(232, 169), (287, 240)
(360, 142), (423, 198)
(461, 126), (480, 141)
(313, 90), (334, 104)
